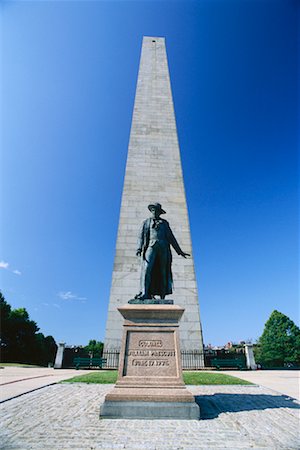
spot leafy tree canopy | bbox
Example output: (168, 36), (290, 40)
(84, 339), (104, 356)
(0, 291), (57, 366)
(256, 310), (300, 368)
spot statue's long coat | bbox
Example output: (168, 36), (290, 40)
(137, 218), (182, 296)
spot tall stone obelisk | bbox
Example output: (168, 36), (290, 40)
(104, 36), (204, 366)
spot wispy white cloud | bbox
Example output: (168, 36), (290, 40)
(53, 303), (61, 309)
(58, 291), (74, 300)
(58, 291), (87, 302)
(13, 269), (22, 276)
(0, 261), (22, 275)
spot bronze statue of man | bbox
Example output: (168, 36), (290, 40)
(136, 203), (189, 300)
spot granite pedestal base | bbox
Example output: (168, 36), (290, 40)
(100, 400), (200, 419)
(100, 304), (200, 420)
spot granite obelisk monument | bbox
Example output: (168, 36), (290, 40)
(104, 36), (204, 367)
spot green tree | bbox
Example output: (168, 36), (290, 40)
(0, 291), (57, 365)
(8, 307), (39, 362)
(0, 292), (12, 338)
(84, 339), (104, 357)
(0, 292), (12, 360)
(31, 333), (57, 366)
(44, 335), (57, 364)
(256, 310), (300, 368)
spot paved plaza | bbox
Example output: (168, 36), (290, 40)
(1, 381), (299, 449)
(219, 370), (300, 401)
(0, 367), (94, 402)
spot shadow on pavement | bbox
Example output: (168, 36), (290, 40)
(195, 393), (300, 420)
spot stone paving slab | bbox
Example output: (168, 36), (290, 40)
(0, 384), (299, 449)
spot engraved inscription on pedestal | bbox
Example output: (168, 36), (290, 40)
(124, 332), (178, 377)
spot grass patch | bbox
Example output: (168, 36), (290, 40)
(183, 371), (253, 385)
(62, 370), (118, 384)
(61, 370), (252, 385)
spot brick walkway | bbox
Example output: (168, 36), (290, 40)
(0, 384), (299, 449)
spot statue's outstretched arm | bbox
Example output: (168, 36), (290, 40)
(167, 223), (190, 258)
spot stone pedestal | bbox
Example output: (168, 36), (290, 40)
(100, 304), (200, 419)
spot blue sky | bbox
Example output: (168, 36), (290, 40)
(1, 0), (298, 346)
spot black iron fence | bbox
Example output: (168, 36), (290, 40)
(62, 347), (89, 368)
(101, 349), (204, 370)
(62, 347), (245, 370)
(181, 350), (204, 369)
(102, 349), (120, 369)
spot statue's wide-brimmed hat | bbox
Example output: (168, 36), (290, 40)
(148, 203), (166, 214)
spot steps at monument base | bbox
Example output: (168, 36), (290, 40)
(104, 386), (195, 402)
